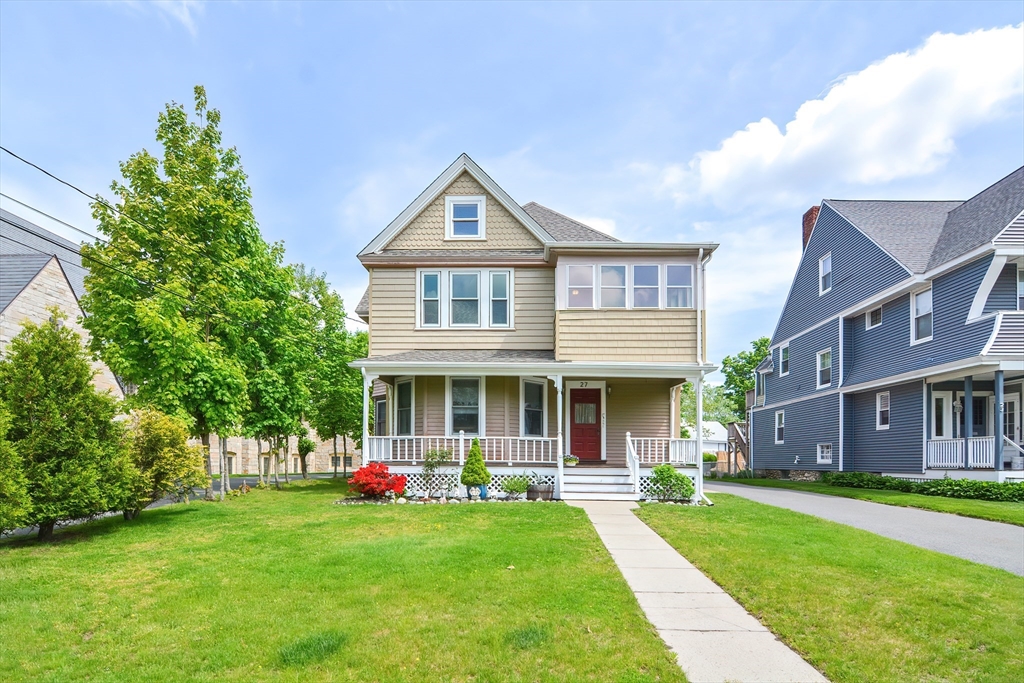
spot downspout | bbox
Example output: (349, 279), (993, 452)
(838, 315), (844, 472)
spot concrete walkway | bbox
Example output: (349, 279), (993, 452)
(570, 500), (827, 683)
(706, 482), (1024, 576)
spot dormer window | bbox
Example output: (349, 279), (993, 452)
(819, 252), (832, 295)
(445, 196), (486, 239)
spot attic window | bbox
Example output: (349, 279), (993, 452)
(446, 196), (486, 239)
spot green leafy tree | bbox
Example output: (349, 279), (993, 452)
(81, 86), (275, 499)
(297, 435), (317, 479)
(0, 312), (132, 540)
(720, 336), (771, 415)
(460, 438), (491, 491)
(679, 383), (741, 436)
(0, 403), (31, 535)
(122, 409), (208, 519)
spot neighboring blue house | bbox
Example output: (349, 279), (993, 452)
(751, 168), (1024, 482)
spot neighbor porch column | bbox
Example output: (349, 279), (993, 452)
(995, 370), (1005, 471)
(963, 376), (973, 469)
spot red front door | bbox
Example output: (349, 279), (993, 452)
(570, 388), (602, 461)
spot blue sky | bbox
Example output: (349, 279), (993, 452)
(1, 1), (1022, 375)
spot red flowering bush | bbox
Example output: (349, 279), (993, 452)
(347, 463), (407, 498)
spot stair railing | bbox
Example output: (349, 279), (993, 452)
(625, 432), (640, 496)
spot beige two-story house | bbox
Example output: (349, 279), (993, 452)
(352, 155), (717, 500)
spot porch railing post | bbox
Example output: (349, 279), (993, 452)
(459, 430), (465, 466)
(550, 375), (564, 499)
(995, 370), (1005, 471)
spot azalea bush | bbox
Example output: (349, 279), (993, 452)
(347, 462), (407, 498)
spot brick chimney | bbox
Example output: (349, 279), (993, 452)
(802, 205), (820, 250)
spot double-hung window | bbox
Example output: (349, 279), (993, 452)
(421, 272), (440, 327)
(600, 265), (626, 308)
(876, 391), (890, 430)
(374, 398), (387, 436)
(755, 372), (765, 404)
(1017, 266), (1023, 310)
(450, 272), (480, 326)
(395, 379), (413, 436)
(816, 348), (832, 389)
(816, 443), (833, 464)
(451, 378), (481, 435)
(912, 288), (933, 343)
(633, 265), (659, 308)
(867, 307), (882, 329)
(490, 272), (510, 327)
(780, 345), (790, 376)
(666, 265), (694, 308)
(446, 196), (485, 239)
(522, 379), (546, 437)
(567, 265), (594, 308)
(775, 410), (785, 444)
(819, 252), (832, 295)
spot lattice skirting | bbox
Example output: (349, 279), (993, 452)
(637, 470), (700, 501)
(401, 472), (556, 498)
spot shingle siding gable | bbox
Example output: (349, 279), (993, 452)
(772, 203), (909, 343)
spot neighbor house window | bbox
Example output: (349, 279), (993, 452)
(450, 378), (481, 435)
(912, 288), (933, 342)
(421, 272), (440, 327)
(396, 380), (413, 436)
(867, 307), (882, 329)
(567, 265), (594, 308)
(633, 265), (659, 308)
(522, 379), (546, 437)
(816, 348), (832, 389)
(755, 372), (765, 404)
(1017, 266), (1023, 310)
(775, 411), (785, 444)
(816, 443), (832, 464)
(450, 272), (480, 326)
(876, 391), (890, 430)
(666, 265), (694, 308)
(600, 265), (626, 308)
(819, 252), (832, 295)
(490, 271), (509, 327)
(445, 196), (485, 239)
(780, 344), (790, 376)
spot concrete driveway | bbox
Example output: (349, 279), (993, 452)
(706, 482), (1024, 576)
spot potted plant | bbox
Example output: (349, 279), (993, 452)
(526, 472), (554, 501)
(501, 474), (531, 501)
(460, 438), (492, 499)
(562, 454), (579, 467)
(702, 451), (718, 477)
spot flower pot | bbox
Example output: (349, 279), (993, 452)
(467, 484), (488, 499)
(527, 484), (554, 501)
(565, 461), (577, 467)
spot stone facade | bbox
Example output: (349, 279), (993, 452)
(204, 432), (363, 475)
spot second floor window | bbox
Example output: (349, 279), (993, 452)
(451, 273), (479, 326)
(490, 272), (509, 327)
(912, 288), (933, 342)
(567, 265), (594, 308)
(1017, 266), (1023, 310)
(418, 269), (513, 328)
(816, 348), (832, 388)
(867, 307), (882, 329)
(667, 265), (693, 308)
(819, 252), (832, 295)
(780, 345), (790, 376)
(421, 272), (440, 327)
(601, 265), (626, 308)
(633, 265), (659, 308)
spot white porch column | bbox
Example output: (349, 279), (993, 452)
(995, 370), (1005, 471)
(549, 374), (564, 499)
(695, 372), (705, 498)
(361, 368), (372, 461)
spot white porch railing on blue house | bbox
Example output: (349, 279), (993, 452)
(925, 437), (997, 469)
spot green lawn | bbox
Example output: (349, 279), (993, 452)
(0, 480), (683, 683)
(638, 494), (1024, 683)
(717, 477), (1024, 526)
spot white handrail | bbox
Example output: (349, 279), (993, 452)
(625, 432), (640, 495)
(1004, 436), (1024, 456)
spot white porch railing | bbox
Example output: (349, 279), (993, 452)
(631, 438), (700, 465)
(364, 434), (557, 465)
(926, 437), (998, 469)
(625, 432), (641, 495)
(968, 437), (995, 468)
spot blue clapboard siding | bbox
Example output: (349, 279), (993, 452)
(984, 263), (1018, 313)
(766, 319), (839, 404)
(842, 393), (855, 471)
(845, 255), (997, 387)
(850, 380), (924, 473)
(751, 393), (840, 471)
(773, 203), (910, 343)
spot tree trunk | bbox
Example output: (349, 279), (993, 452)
(219, 436), (226, 501)
(37, 520), (55, 541)
(123, 508), (141, 520)
(342, 435), (348, 477)
(201, 432), (214, 500)
(300, 450), (309, 479)
(282, 436), (290, 484)
(333, 435), (338, 478)
(256, 438), (264, 486)
(272, 436), (281, 490)
(223, 436), (232, 492)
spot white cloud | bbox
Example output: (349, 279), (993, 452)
(662, 24), (1024, 209)
(130, 1), (204, 37)
(569, 215), (617, 237)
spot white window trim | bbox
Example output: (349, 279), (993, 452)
(819, 252), (832, 296)
(449, 271), (481, 328)
(373, 398), (387, 437)
(866, 306), (882, 330)
(931, 390), (953, 440)
(445, 376), (486, 437)
(774, 410), (785, 444)
(816, 443), (833, 464)
(816, 348), (832, 390)
(910, 287), (933, 345)
(567, 264), (596, 309)
(632, 264), (661, 309)
(598, 264), (627, 309)
(520, 376), (549, 438)
(392, 377), (415, 437)
(444, 195), (486, 240)
(489, 270), (511, 328)
(415, 268), (515, 329)
(565, 380), (607, 461)
(780, 344), (790, 377)
(665, 263), (695, 309)
(876, 391), (891, 430)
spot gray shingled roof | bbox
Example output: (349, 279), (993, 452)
(1, 209), (88, 300)
(354, 287), (369, 319)
(0, 253), (53, 312)
(825, 200), (962, 273)
(521, 202), (619, 243)
(367, 349), (559, 363)
(927, 166), (1024, 270)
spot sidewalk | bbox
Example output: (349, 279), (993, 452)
(569, 500), (827, 683)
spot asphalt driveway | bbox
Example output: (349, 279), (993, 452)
(705, 482), (1024, 576)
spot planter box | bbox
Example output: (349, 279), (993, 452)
(527, 484), (554, 501)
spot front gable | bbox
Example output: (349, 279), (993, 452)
(384, 171), (544, 251)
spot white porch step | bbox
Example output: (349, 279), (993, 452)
(563, 482), (636, 494)
(561, 491), (640, 501)
(567, 466), (630, 475)
(563, 474), (632, 485)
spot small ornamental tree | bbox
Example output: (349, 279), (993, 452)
(0, 404), (31, 535)
(297, 436), (317, 479)
(347, 462), (407, 498)
(460, 439), (492, 489)
(123, 409), (208, 519)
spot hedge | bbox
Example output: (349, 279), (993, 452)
(821, 471), (1024, 503)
